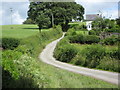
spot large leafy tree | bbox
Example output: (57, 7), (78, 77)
(28, 2), (84, 32)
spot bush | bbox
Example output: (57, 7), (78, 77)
(105, 26), (120, 33)
(89, 30), (96, 35)
(102, 35), (118, 45)
(2, 50), (22, 79)
(97, 56), (120, 72)
(106, 49), (119, 59)
(2, 38), (20, 50)
(69, 34), (100, 44)
(81, 44), (106, 68)
(68, 34), (86, 44)
(65, 28), (76, 36)
(85, 35), (100, 44)
(71, 53), (86, 66)
(54, 42), (78, 63)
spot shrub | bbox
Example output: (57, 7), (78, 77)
(2, 38), (20, 50)
(97, 56), (120, 72)
(81, 44), (106, 68)
(69, 35), (100, 44)
(71, 53), (86, 66)
(105, 26), (120, 33)
(65, 28), (76, 36)
(2, 50), (22, 79)
(102, 35), (118, 45)
(106, 49), (119, 59)
(54, 44), (78, 63)
(89, 30), (96, 35)
(69, 34), (85, 44)
(85, 35), (100, 44)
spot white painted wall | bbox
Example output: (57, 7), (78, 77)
(86, 21), (92, 31)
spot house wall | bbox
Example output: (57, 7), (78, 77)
(86, 21), (92, 31)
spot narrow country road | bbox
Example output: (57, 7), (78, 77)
(39, 33), (119, 85)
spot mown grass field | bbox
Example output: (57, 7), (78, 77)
(76, 30), (88, 35)
(2, 24), (118, 88)
(69, 21), (86, 26)
(1, 24), (51, 38)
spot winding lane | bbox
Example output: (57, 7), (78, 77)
(39, 33), (119, 85)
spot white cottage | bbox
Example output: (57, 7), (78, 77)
(86, 14), (102, 31)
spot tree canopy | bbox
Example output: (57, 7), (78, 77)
(28, 2), (84, 32)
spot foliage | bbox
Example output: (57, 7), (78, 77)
(2, 25), (63, 88)
(65, 28), (76, 36)
(2, 38), (20, 50)
(116, 18), (120, 26)
(36, 13), (51, 31)
(54, 35), (119, 72)
(102, 35), (118, 45)
(88, 30), (96, 35)
(97, 56), (120, 72)
(28, 2), (84, 31)
(85, 35), (100, 44)
(54, 38), (77, 63)
(23, 18), (35, 24)
(81, 44), (106, 68)
(71, 52), (86, 66)
(69, 34), (100, 44)
(2, 50), (22, 79)
(104, 25), (120, 33)
(69, 34), (85, 44)
(92, 18), (115, 30)
(2, 24), (117, 88)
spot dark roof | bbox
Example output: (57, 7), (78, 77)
(86, 14), (101, 21)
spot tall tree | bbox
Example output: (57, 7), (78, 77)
(28, 2), (84, 32)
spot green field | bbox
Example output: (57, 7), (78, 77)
(76, 31), (88, 35)
(1, 24), (51, 38)
(2, 25), (118, 88)
(69, 21), (86, 26)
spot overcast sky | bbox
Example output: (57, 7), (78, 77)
(0, 0), (119, 25)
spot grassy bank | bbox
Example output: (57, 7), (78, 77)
(2, 25), (118, 88)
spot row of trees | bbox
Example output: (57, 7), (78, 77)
(24, 2), (84, 32)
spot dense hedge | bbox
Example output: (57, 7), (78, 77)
(69, 34), (100, 44)
(54, 38), (78, 63)
(85, 35), (100, 44)
(54, 37), (119, 72)
(80, 44), (106, 68)
(102, 35), (118, 45)
(89, 30), (96, 35)
(2, 38), (20, 50)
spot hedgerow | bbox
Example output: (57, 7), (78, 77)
(2, 38), (20, 50)
(2, 25), (63, 88)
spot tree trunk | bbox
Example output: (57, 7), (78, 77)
(39, 26), (41, 33)
(51, 12), (54, 28)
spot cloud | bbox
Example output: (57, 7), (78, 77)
(1, 0), (29, 2)
(76, 1), (119, 19)
(75, 0), (119, 2)
(1, 2), (29, 25)
(12, 11), (25, 24)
